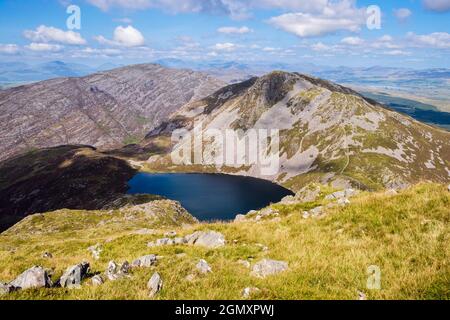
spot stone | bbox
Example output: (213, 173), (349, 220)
(337, 198), (351, 206)
(309, 206), (324, 217)
(156, 238), (174, 246)
(242, 287), (260, 299)
(185, 231), (226, 248)
(10, 266), (52, 289)
(237, 260), (251, 269)
(325, 189), (357, 201)
(105, 261), (130, 281)
(164, 231), (177, 237)
(131, 255), (157, 268)
(173, 237), (187, 245)
(302, 211), (310, 219)
(0, 282), (16, 295)
(447, 184), (450, 192)
(251, 259), (288, 278)
(134, 228), (155, 235)
(148, 272), (163, 297)
(295, 186), (321, 203)
(234, 214), (246, 222)
(357, 290), (367, 300)
(87, 244), (102, 260)
(196, 259), (212, 274)
(42, 252), (53, 259)
(385, 189), (398, 196)
(59, 262), (90, 288)
(91, 275), (104, 286)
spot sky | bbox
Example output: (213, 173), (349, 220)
(0, 0), (449, 69)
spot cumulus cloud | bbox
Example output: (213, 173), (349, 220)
(95, 25), (145, 47)
(26, 43), (63, 52)
(393, 8), (412, 21)
(23, 25), (86, 45)
(217, 26), (252, 34)
(383, 50), (411, 56)
(0, 44), (19, 54)
(422, 0), (450, 12)
(341, 36), (364, 45)
(268, 1), (366, 37)
(212, 42), (237, 51)
(406, 32), (450, 48)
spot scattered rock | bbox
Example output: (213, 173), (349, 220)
(309, 206), (324, 217)
(0, 282), (16, 295)
(196, 259), (212, 274)
(186, 231), (226, 248)
(42, 252), (53, 259)
(59, 262), (90, 288)
(251, 259), (288, 278)
(87, 244), (102, 260)
(337, 198), (351, 206)
(357, 290), (367, 300)
(302, 211), (310, 219)
(237, 260), (251, 269)
(148, 272), (163, 297)
(133, 228), (155, 235)
(10, 266), (52, 289)
(173, 237), (187, 245)
(131, 255), (157, 268)
(164, 231), (177, 237)
(325, 189), (357, 201)
(234, 214), (246, 222)
(105, 261), (130, 281)
(242, 287), (260, 299)
(91, 275), (104, 286)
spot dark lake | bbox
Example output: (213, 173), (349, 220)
(127, 173), (293, 221)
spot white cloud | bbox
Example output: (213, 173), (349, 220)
(0, 44), (19, 54)
(311, 42), (330, 51)
(212, 42), (237, 51)
(406, 32), (450, 48)
(383, 50), (411, 56)
(114, 17), (133, 24)
(95, 25), (145, 47)
(341, 36), (364, 45)
(393, 8), (412, 21)
(217, 26), (252, 34)
(26, 43), (63, 52)
(378, 35), (393, 42)
(23, 25), (86, 45)
(422, 0), (450, 12)
(268, 1), (366, 37)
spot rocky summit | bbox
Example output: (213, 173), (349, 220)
(0, 64), (225, 162)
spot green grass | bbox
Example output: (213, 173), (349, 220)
(0, 183), (449, 300)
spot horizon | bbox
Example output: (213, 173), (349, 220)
(0, 0), (449, 69)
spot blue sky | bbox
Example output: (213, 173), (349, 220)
(0, 0), (449, 68)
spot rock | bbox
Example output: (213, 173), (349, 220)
(87, 244), (102, 260)
(42, 252), (53, 259)
(272, 217), (281, 222)
(337, 198), (351, 206)
(325, 189), (357, 200)
(447, 184), (450, 192)
(59, 262), (90, 288)
(357, 290), (367, 300)
(234, 214), (246, 222)
(156, 238), (174, 246)
(255, 215), (262, 221)
(10, 266), (52, 289)
(294, 186), (321, 203)
(309, 206), (324, 217)
(251, 259), (288, 278)
(242, 287), (260, 299)
(385, 189), (398, 196)
(131, 255), (157, 268)
(185, 231), (226, 248)
(105, 261), (130, 281)
(237, 260), (251, 269)
(302, 211), (310, 219)
(148, 272), (163, 297)
(196, 259), (212, 274)
(0, 282), (16, 295)
(91, 275), (104, 286)
(164, 231), (177, 237)
(173, 237), (187, 245)
(133, 228), (155, 235)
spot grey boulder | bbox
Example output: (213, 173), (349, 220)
(131, 255), (157, 268)
(10, 266), (52, 289)
(148, 272), (163, 297)
(186, 231), (226, 248)
(59, 262), (90, 288)
(251, 259), (288, 278)
(0, 282), (16, 295)
(196, 259), (212, 274)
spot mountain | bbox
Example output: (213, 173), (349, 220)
(142, 71), (450, 190)
(0, 64), (225, 161)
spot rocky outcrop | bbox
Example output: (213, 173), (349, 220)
(105, 261), (130, 281)
(9, 266), (52, 289)
(148, 230), (226, 249)
(59, 262), (90, 288)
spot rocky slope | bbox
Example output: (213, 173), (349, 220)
(142, 71), (450, 190)
(0, 145), (143, 231)
(0, 64), (225, 162)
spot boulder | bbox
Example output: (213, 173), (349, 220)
(185, 231), (226, 248)
(59, 262), (90, 288)
(337, 198), (351, 206)
(148, 272), (163, 297)
(242, 287), (260, 299)
(87, 244), (102, 260)
(173, 237), (187, 245)
(131, 255), (157, 268)
(251, 259), (288, 278)
(0, 282), (16, 295)
(325, 189), (357, 200)
(164, 231), (177, 237)
(91, 275), (104, 286)
(234, 214), (246, 222)
(309, 206), (324, 217)
(105, 261), (130, 281)
(10, 266), (52, 289)
(196, 259), (212, 274)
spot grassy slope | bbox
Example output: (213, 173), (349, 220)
(0, 183), (448, 300)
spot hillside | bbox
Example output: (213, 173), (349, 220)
(0, 183), (448, 300)
(141, 71), (450, 191)
(0, 64), (225, 162)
